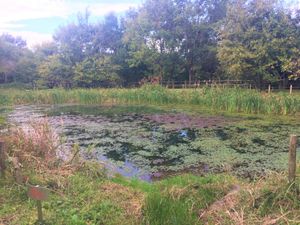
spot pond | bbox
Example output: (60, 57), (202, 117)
(8, 104), (300, 181)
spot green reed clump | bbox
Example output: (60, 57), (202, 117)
(73, 89), (103, 104)
(112, 174), (234, 225)
(177, 87), (300, 115)
(0, 86), (299, 115)
(144, 192), (199, 225)
(106, 85), (179, 104)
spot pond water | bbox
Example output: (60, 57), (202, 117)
(8, 105), (300, 181)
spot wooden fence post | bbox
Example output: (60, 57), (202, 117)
(12, 157), (23, 184)
(288, 135), (297, 183)
(268, 84), (271, 94)
(290, 85), (293, 95)
(0, 141), (5, 177)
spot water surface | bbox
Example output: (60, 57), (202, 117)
(8, 104), (300, 181)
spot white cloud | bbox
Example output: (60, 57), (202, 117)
(0, 22), (26, 30)
(0, 0), (138, 46)
(0, 0), (69, 23)
(0, 30), (53, 48)
(18, 32), (53, 48)
(0, 0), (138, 24)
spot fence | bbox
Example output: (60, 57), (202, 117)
(161, 80), (252, 89)
(125, 79), (300, 92)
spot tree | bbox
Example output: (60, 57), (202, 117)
(37, 54), (73, 88)
(54, 11), (94, 64)
(176, 0), (228, 83)
(33, 42), (58, 60)
(93, 13), (123, 54)
(0, 34), (27, 83)
(280, 9), (300, 81)
(14, 50), (38, 85)
(217, 0), (300, 87)
(74, 56), (121, 87)
(52, 11), (126, 87)
(124, 0), (227, 83)
(124, 0), (183, 81)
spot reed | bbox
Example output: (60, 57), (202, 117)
(0, 85), (299, 115)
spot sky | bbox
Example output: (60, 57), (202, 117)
(0, 0), (142, 47)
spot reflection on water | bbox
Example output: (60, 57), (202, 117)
(95, 155), (152, 182)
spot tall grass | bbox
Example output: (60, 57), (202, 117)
(113, 174), (235, 225)
(6, 119), (60, 169)
(0, 85), (299, 115)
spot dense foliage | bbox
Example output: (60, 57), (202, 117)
(0, 0), (299, 88)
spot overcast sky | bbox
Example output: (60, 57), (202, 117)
(0, 0), (142, 47)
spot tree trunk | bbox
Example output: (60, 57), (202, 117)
(188, 67), (193, 86)
(279, 78), (288, 90)
(4, 73), (7, 83)
(256, 74), (263, 90)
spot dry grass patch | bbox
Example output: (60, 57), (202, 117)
(100, 181), (145, 219)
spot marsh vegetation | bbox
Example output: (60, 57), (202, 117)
(1, 86), (300, 115)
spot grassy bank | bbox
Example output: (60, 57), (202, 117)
(0, 169), (236, 224)
(0, 85), (300, 115)
(1, 160), (300, 224)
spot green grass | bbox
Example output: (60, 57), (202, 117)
(2, 164), (300, 224)
(0, 167), (141, 225)
(0, 168), (235, 225)
(0, 85), (299, 115)
(144, 192), (198, 225)
(143, 175), (234, 225)
(112, 174), (236, 225)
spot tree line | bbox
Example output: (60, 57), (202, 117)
(0, 0), (299, 89)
